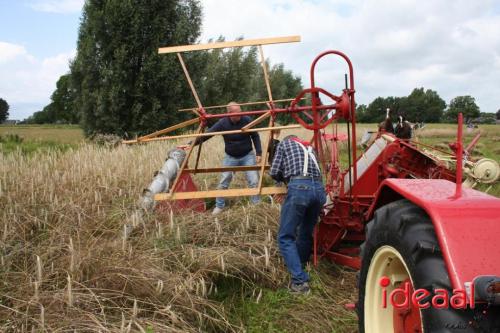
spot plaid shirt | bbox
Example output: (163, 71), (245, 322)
(269, 139), (321, 182)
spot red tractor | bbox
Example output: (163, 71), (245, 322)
(126, 37), (500, 332)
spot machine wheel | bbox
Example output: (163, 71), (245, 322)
(357, 199), (500, 333)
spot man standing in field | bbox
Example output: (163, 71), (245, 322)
(186, 102), (262, 215)
(270, 135), (326, 294)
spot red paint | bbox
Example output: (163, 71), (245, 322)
(453, 113), (464, 198)
(156, 171), (205, 213)
(371, 179), (500, 291)
(163, 50), (500, 325)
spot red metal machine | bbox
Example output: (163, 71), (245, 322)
(126, 37), (500, 332)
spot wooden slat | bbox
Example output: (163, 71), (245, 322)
(155, 186), (287, 201)
(184, 165), (270, 173)
(258, 45), (273, 103)
(242, 111), (271, 131)
(178, 98), (302, 112)
(122, 124), (301, 144)
(177, 53), (203, 112)
(258, 117), (274, 191)
(134, 117), (200, 142)
(159, 36), (301, 54)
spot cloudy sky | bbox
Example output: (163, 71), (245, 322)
(1, 0), (499, 120)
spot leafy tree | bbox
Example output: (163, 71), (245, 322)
(49, 74), (78, 123)
(364, 96), (404, 123)
(0, 98), (9, 123)
(67, 2), (303, 135)
(359, 88), (446, 123)
(355, 104), (369, 122)
(400, 88), (446, 123)
(24, 109), (52, 124)
(194, 38), (302, 125)
(28, 74), (78, 124)
(444, 95), (480, 122)
(476, 112), (496, 124)
(497, 109), (500, 120)
(71, 0), (203, 136)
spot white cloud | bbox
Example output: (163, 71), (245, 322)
(29, 0), (84, 14)
(200, 0), (500, 113)
(0, 42), (75, 119)
(0, 42), (32, 64)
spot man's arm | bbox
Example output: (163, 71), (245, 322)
(191, 119), (225, 146)
(269, 142), (285, 182)
(250, 131), (262, 157)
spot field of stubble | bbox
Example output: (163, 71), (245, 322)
(0, 123), (498, 332)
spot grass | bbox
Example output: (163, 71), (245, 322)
(413, 124), (500, 196)
(0, 124), (83, 155)
(0, 122), (498, 331)
(0, 140), (358, 332)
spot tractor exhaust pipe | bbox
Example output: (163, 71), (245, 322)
(140, 148), (186, 211)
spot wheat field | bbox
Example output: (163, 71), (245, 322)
(1, 123), (498, 332)
(0, 137), (357, 332)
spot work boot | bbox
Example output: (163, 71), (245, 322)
(288, 282), (310, 295)
(212, 207), (223, 215)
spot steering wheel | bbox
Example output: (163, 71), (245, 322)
(289, 87), (350, 130)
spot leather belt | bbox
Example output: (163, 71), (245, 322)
(289, 175), (322, 181)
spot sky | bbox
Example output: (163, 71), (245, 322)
(1, 0), (499, 120)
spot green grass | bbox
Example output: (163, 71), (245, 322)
(0, 124), (83, 143)
(414, 124), (500, 196)
(212, 262), (358, 333)
(211, 276), (293, 333)
(0, 125), (84, 154)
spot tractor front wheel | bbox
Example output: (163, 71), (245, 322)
(357, 199), (500, 333)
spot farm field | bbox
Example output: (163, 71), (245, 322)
(0, 125), (83, 154)
(0, 123), (498, 332)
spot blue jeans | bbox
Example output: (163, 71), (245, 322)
(278, 179), (326, 284)
(215, 151), (260, 208)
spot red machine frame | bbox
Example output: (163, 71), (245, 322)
(125, 37), (500, 314)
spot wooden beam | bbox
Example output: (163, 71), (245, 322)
(178, 98), (303, 112)
(258, 45), (273, 103)
(242, 111), (271, 131)
(159, 36), (301, 54)
(134, 117), (200, 142)
(155, 186), (287, 201)
(184, 165), (270, 173)
(258, 117), (274, 192)
(177, 53), (203, 111)
(122, 124), (301, 144)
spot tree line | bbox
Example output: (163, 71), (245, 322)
(355, 89), (488, 124)
(20, 0), (497, 132)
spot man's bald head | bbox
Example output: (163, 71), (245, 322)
(226, 101), (242, 123)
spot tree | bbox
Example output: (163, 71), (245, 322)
(356, 88), (446, 123)
(400, 88), (446, 123)
(0, 98), (9, 123)
(363, 96), (404, 123)
(24, 109), (53, 124)
(49, 74), (78, 123)
(444, 95), (480, 122)
(27, 74), (78, 124)
(194, 38), (302, 124)
(476, 112), (496, 124)
(71, 0), (203, 136)
(355, 104), (369, 122)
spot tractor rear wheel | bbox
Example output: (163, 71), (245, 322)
(357, 199), (500, 333)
